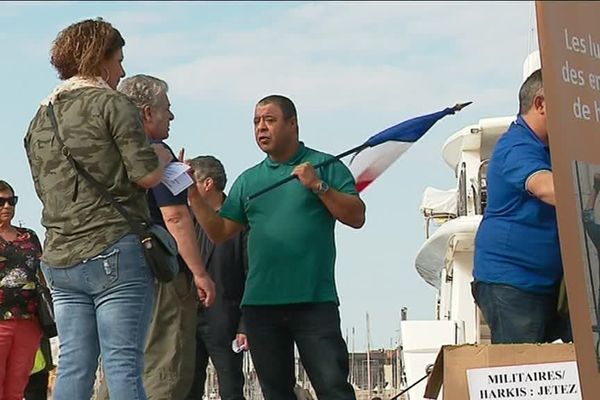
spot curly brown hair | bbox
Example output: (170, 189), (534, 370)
(50, 18), (125, 80)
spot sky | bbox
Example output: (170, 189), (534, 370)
(0, 1), (539, 351)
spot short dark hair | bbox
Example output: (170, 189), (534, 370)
(519, 69), (543, 115)
(188, 156), (227, 192)
(257, 94), (297, 120)
(0, 180), (15, 195)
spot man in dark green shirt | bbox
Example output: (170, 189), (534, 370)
(189, 95), (365, 400)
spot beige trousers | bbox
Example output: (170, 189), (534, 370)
(96, 271), (198, 400)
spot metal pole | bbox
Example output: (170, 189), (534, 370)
(246, 143), (368, 201)
(366, 312), (371, 396)
(351, 326), (355, 386)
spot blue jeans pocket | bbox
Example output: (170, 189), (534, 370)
(82, 248), (120, 292)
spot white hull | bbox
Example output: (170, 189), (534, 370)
(400, 115), (514, 399)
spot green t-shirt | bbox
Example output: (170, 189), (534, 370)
(220, 142), (358, 305)
(25, 87), (159, 267)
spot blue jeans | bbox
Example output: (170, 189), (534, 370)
(243, 303), (355, 400)
(41, 234), (155, 400)
(472, 281), (572, 344)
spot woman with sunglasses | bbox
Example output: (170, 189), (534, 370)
(0, 180), (44, 400)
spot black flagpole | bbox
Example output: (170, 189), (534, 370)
(246, 143), (368, 201)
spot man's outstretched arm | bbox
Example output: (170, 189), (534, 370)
(188, 186), (245, 243)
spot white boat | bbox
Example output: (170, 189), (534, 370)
(398, 53), (540, 400)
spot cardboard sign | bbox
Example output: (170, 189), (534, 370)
(536, 2), (600, 397)
(467, 361), (581, 400)
(423, 343), (576, 399)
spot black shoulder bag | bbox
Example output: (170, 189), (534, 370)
(35, 271), (58, 338)
(46, 103), (179, 283)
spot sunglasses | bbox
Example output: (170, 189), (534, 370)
(0, 196), (18, 207)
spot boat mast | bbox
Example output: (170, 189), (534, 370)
(366, 312), (372, 396)
(351, 326), (355, 386)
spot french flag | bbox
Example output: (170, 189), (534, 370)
(246, 103), (470, 201)
(349, 103), (471, 192)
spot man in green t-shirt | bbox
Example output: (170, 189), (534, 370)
(189, 94), (365, 400)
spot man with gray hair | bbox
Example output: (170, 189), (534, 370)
(185, 155), (248, 400)
(97, 74), (215, 400)
(472, 69), (572, 344)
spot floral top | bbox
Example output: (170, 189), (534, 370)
(0, 228), (42, 320)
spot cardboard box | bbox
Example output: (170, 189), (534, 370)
(424, 343), (579, 399)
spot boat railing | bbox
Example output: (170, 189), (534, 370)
(457, 161), (467, 217)
(420, 157), (490, 238)
(423, 211), (456, 239)
(420, 187), (458, 238)
(457, 158), (491, 218)
(476, 159), (489, 215)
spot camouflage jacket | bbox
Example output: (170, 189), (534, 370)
(24, 87), (159, 267)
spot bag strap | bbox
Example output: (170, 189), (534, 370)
(46, 102), (147, 237)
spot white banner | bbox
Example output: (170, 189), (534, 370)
(467, 361), (581, 399)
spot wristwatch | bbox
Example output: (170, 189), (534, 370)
(312, 180), (330, 195)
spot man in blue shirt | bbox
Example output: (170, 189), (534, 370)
(472, 69), (572, 344)
(123, 75), (216, 399)
(97, 74), (216, 400)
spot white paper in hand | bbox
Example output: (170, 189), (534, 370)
(232, 338), (247, 353)
(161, 162), (194, 195)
